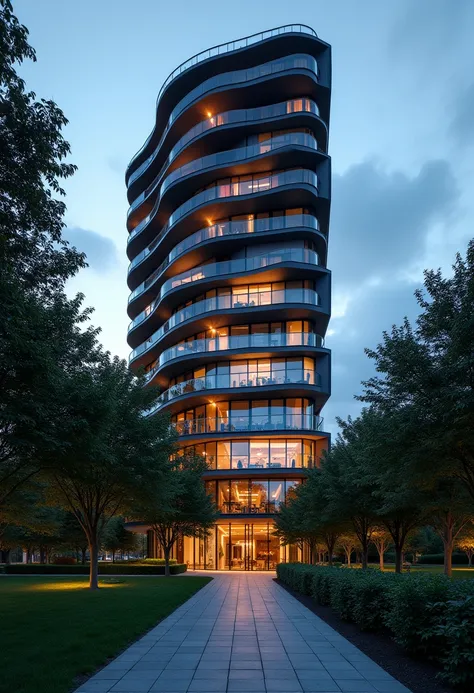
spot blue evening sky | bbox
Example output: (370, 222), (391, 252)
(17, 0), (474, 433)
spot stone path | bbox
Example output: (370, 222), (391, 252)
(76, 573), (412, 693)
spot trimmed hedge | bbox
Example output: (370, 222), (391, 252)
(277, 563), (474, 689)
(4, 563), (187, 575)
(112, 558), (178, 565)
(417, 553), (469, 565)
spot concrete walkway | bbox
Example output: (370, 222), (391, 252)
(76, 573), (412, 693)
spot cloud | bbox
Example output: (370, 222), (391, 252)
(450, 83), (474, 145)
(329, 160), (458, 292)
(389, 0), (474, 64)
(65, 227), (118, 273)
(324, 279), (421, 436)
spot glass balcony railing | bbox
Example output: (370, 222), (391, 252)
(129, 212), (319, 282)
(144, 332), (325, 382)
(147, 369), (320, 415)
(129, 248), (319, 329)
(128, 98), (319, 197)
(170, 413), (324, 435)
(159, 25), (318, 105)
(128, 47), (318, 181)
(128, 168), (318, 248)
(129, 287), (321, 362)
(128, 131), (318, 217)
(131, 248), (319, 328)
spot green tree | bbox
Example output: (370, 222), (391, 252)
(102, 517), (139, 562)
(362, 410), (424, 573)
(457, 526), (474, 567)
(320, 412), (381, 569)
(371, 528), (391, 571)
(360, 240), (474, 502)
(135, 453), (219, 576)
(336, 533), (359, 566)
(1, 2), (96, 512)
(47, 355), (174, 589)
(274, 469), (345, 565)
(1, 0), (84, 293)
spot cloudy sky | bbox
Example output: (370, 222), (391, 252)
(18, 0), (474, 434)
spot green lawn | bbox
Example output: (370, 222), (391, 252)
(370, 563), (474, 579)
(0, 575), (211, 693)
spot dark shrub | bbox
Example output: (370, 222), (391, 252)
(384, 573), (451, 658)
(52, 556), (77, 565)
(5, 563), (187, 575)
(417, 553), (468, 565)
(435, 594), (474, 689)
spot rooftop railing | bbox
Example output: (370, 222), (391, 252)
(128, 50), (318, 181)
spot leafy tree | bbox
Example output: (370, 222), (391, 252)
(135, 452), (219, 576)
(336, 533), (359, 566)
(360, 240), (474, 503)
(102, 517), (139, 562)
(58, 511), (89, 563)
(47, 355), (174, 589)
(274, 469), (345, 565)
(320, 412), (381, 569)
(1, 0), (84, 293)
(457, 527), (474, 567)
(1, 2), (95, 512)
(371, 528), (391, 571)
(0, 290), (99, 510)
(427, 479), (472, 576)
(361, 410), (424, 573)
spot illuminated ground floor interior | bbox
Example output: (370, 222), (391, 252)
(146, 520), (302, 571)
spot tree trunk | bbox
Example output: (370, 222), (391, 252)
(81, 547), (87, 564)
(164, 547), (171, 577)
(112, 549), (115, 563)
(443, 537), (454, 578)
(360, 538), (369, 570)
(39, 546), (46, 564)
(379, 551), (384, 571)
(394, 546), (402, 573)
(468, 552), (472, 568)
(89, 537), (99, 589)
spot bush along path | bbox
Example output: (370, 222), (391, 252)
(277, 564), (474, 690)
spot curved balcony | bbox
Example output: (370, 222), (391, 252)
(129, 287), (321, 363)
(145, 332), (326, 383)
(128, 131), (319, 222)
(148, 369), (320, 415)
(158, 25), (317, 109)
(129, 143), (319, 250)
(128, 213), (321, 294)
(128, 168), (318, 256)
(129, 249), (321, 331)
(128, 49), (318, 184)
(128, 98), (322, 204)
(170, 413), (324, 436)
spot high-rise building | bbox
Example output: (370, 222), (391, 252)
(126, 25), (331, 570)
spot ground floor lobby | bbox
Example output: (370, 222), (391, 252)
(146, 520), (303, 571)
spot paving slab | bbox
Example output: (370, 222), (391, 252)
(74, 573), (412, 693)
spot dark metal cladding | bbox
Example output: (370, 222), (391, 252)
(125, 25), (332, 570)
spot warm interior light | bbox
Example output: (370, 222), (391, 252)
(206, 111), (212, 118)
(207, 219), (213, 226)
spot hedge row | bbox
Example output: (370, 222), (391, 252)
(4, 563), (187, 575)
(112, 558), (178, 565)
(277, 563), (474, 689)
(417, 553), (469, 565)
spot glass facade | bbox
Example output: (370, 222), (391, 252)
(183, 522), (301, 570)
(209, 478), (301, 514)
(182, 438), (318, 469)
